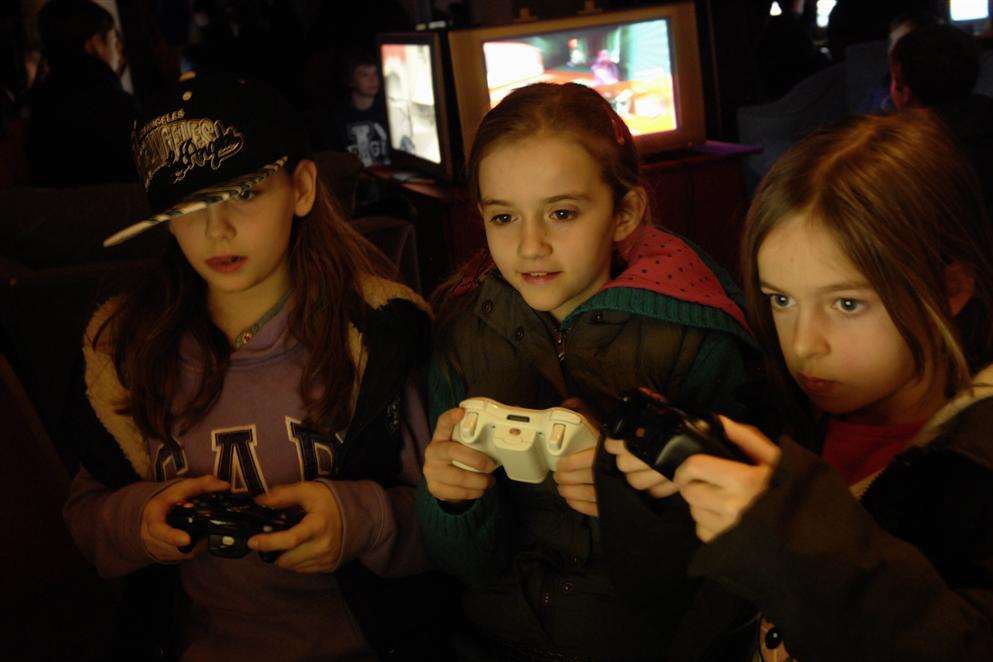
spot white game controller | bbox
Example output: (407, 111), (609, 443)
(451, 397), (601, 483)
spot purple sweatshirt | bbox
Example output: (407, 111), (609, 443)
(64, 301), (432, 661)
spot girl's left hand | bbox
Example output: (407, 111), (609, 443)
(248, 481), (343, 573)
(554, 447), (599, 517)
(553, 397), (600, 517)
(674, 416), (781, 542)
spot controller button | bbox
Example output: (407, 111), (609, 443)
(263, 525), (273, 532)
(509, 427), (521, 436)
(550, 424), (565, 447)
(221, 536), (235, 546)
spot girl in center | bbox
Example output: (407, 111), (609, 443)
(416, 82), (759, 660)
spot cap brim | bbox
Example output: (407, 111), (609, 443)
(102, 156), (288, 247)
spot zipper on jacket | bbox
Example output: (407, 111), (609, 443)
(553, 328), (566, 361)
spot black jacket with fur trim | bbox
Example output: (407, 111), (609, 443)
(679, 365), (993, 661)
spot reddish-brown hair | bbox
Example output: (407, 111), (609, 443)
(97, 163), (395, 441)
(741, 111), (993, 428)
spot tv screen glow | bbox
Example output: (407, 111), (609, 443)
(381, 43), (442, 164)
(951, 0), (989, 21)
(482, 18), (677, 137)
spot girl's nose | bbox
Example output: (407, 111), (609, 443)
(204, 205), (235, 241)
(517, 218), (551, 259)
(792, 309), (830, 361)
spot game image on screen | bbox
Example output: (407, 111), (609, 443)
(483, 19), (676, 136)
(950, 0), (989, 21)
(380, 44), (442, 164)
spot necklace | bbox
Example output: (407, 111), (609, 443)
(233, 289), (292, 349)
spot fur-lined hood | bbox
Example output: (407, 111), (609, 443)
(852, 362), (993, 498)
(82, 275), (429, 481)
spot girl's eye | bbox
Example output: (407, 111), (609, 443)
(834, 298), (864, 314)
(236, 189), (256, 202)
(551, 209), (576, 221)
(489, 213), (513, 225)
(768, 293), (794, 310)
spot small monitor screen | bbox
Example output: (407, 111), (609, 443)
(380, 43), (442, 164)
(951, 0), (989, 21)
(482, 18), (676, 136)
(816, 0), (836, 28)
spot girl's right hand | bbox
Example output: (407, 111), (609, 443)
(604, 437), (679, 498)
(423, 407), (498, 504)
(140, 475), (230, 562)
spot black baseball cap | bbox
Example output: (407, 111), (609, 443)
(103, 71), (311, 247)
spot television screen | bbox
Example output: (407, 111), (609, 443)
(448, 3), (705, 157)
(950, 0), (989, 21)
(482, 18), (677, 137)
(380, 43), (442, 164)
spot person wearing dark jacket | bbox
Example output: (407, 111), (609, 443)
(29, 0), (137, 187)
(610, 112), (993, 660)
(417, 83), (759, 661)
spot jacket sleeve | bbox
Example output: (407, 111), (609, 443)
(412, 353), (512, 586)
(318, 379), (433, 577)
(63, 466), (173, 578)
(689, 437), (993, 662)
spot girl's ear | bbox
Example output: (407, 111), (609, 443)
(613, 187), (647, 242)
(83, 32), (103, 60)
(946, 262), (976, 316)
(291, 159), (318, 217)
(889, 63), (913, 109)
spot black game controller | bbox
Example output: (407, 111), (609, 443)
(166, 491), (304, 563)
(605, 390), (749, 480)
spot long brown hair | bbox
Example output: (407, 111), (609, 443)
(96, 164), (395, 442)
(433, 82), (648, 340)
(741, 111), (993, 428)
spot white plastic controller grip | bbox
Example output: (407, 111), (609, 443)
(451, 397), (600, 483)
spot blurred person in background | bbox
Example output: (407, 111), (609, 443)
(28, 0), (137, 187)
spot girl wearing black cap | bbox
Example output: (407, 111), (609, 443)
(63, 71), (447, 660)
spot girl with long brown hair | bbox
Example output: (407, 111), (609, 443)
(415, 82), (758, 660)
(610, 111), (993, 659)
(63, 72), (446, 660)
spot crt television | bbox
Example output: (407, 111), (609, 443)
(447, 3), (706, 157)
(376, 31), (457, 180)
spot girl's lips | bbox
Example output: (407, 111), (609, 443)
(206, 255), (247, 273)
(797, 373), (837, 396)
(520, 271), (561, 284)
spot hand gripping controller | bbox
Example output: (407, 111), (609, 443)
(166, 491), (304, 563)
(451, 397), (601, 483)
(605, 390), (748, 480)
